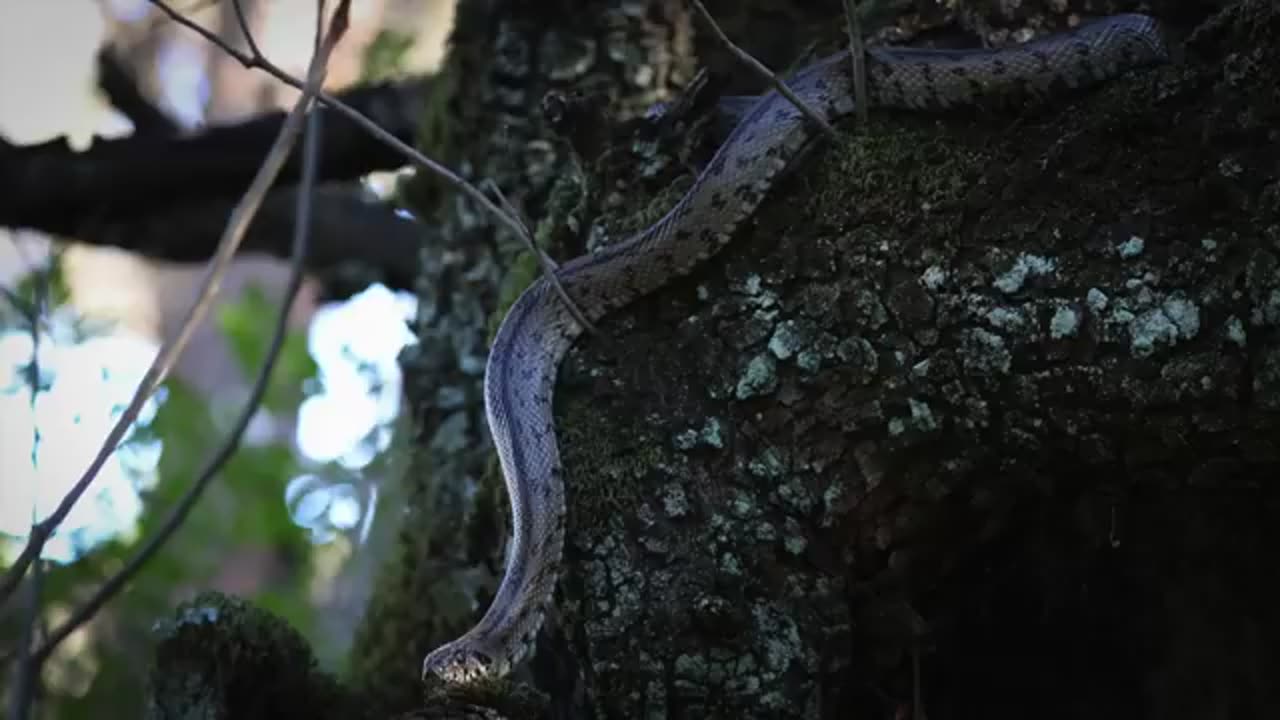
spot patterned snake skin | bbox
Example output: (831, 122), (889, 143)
(422, 13), (1169, 683)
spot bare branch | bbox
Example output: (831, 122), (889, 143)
(9, 263), (50, 717)
(688, 0), (838, 140)
(0, 0), (351, 609)
(28, 2), (341, 666)
(0, 80), (429, 241)
(842, 0), (870, 126)
(229, 0), (265, 60)
(8, 559), (42, 720)
(96, 47), (180, 135)
(144, 0), (595, 333)
(482, 180), (599, 334)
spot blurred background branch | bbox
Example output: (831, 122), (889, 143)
(0, 1), (453, 716)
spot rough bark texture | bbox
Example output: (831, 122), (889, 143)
(554, 2), (1280, 718)
(147, 592), (356, 720)
(349, 1), (697, 716)
(347, 0), (1279, 719)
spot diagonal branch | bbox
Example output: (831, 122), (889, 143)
(689, 0), (838, 140)
(842, 0), (870, 126)
(0, 0), (352, 609)
(28, 0), (338, 667)
(145, 0), (596, 334)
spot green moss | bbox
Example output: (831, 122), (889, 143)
(558, 393), (670, 528)
(489, 159), (592, 343)
(490, 250), (541, 342)
(810, 120), (991, 230)
(148, 592), (357, 720)
(610, 174), (696, 239)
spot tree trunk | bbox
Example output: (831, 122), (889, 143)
(348, 0), (699, 715)
(354, 1), (1280, 718)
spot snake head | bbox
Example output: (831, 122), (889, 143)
(421, 643), (508, 685)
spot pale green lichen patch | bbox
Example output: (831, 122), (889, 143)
(736, 353), (778, 399)
(1127, 295), (1201, 358)
(1050, 305), (1081, 339)
(992, 253), (1057, 294)
(672, 428), (698, 450)
(1116, 234), (1146, 258)
(960, 328), (1013, 375)
(673, 653), (708, 682)
(1087, 288), (1109, 312)
(909, 398), (938, 433)
(662, 483), (690, 518)
(1254, 287), (1280, 326)
(796, 350), (823, 372)
(768, 320), (807, 360)
(986, 306), (1028, 332)
(756, 520), (778, 542)
(821, 483), (849, 528)
(720, 551), (744, 575)
(732, 273), (765, 296)
(776, 475), (815, 514)
(764, 316), (840, 373)
(674, 417), (726, 450)
(748, 446), (787, 479)
(752, 603), (808, 677)
(921, 264), (947, 290)
(582, 531), (647, 624)
(699, 417), (725, 448)
(783, 534), (807, 556)
(730, 490), (758, 518)
(1227, 315), (1247, 346)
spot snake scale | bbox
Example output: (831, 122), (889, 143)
(422, 13), (1169, 683)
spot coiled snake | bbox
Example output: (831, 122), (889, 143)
(422, 13), (1169, 683)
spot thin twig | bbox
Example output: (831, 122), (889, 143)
(688, 0), (838, 140)
(842, 0), (870, 126)
(481, 180), (600, 334)
(229, 0), (264, 60)
(479, 180), (539, 264)
(8, 265), (49, 720)
(8, 558), (42, 720)
(144, 0), (597, 336)
(133, 0), (220, 33)
(0, 0), (351, 609)
(29, 2), (340, 667)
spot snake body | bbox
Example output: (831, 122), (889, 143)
(422, 13), (1168, 683)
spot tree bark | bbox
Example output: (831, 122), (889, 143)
(349, 1), (697, 715)
(354, 0), (1280, 718)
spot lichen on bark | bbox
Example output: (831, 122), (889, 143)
(551, 1), (1280, 717)
(147, 592), (356, 720)
(348, 0), (1280, 718)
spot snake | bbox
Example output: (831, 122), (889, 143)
(422, 13), (1169, 683)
